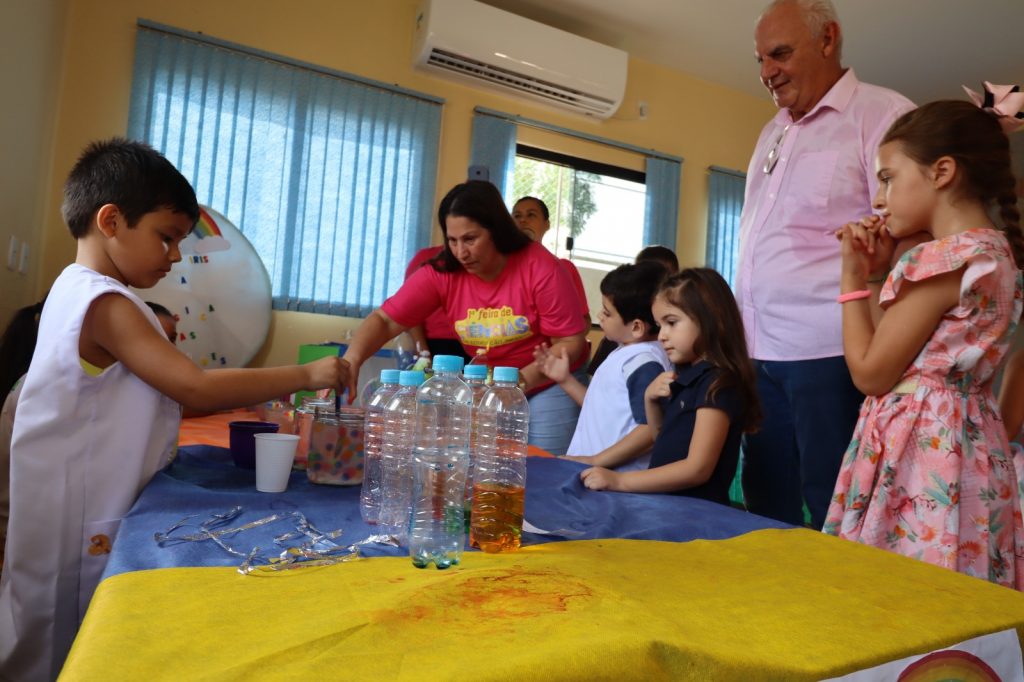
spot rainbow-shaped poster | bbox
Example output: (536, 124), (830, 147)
(185, 206), (231, 255)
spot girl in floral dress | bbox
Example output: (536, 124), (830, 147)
(825, 97), (1024, 589)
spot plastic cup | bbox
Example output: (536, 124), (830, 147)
(254, 433), (300, 492)
(228, 421), (280, 469)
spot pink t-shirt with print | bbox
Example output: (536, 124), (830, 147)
(382, 241), (586, 370)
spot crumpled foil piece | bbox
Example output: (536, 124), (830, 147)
(155, 507), (400, 574)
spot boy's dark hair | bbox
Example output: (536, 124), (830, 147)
(0, 298), (45, 398)
(62, 138), (200, 238)
(657, 268), (762, 432)
(600, 260), (667, 330)
(636, 245), (679, 274)
(430, 181), (532, 273)
(145, 301), (174, 319)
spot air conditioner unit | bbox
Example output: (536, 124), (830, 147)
(412, 0), (627, 119)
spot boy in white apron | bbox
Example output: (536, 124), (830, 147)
(0, 139), (349, 681)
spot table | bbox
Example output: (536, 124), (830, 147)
(61, 445), (1024, 680)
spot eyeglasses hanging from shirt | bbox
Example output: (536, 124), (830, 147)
(762, 125), (791, 175)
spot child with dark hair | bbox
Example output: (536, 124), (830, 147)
(580, 268), (762, 503)
(0, 138), (349, 680)
(826, 96), (1024, 589)
(0, 300), (44, 399)
(588, 244), (680, 375)
(536, 261), (672, 470)
(145, 301), (177, 344)
(635, 244), (680, 275)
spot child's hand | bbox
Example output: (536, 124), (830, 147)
(580, 466), (619, 491)
(533, 342), (570, 383)
(644, 371), (676, 403)
(532, 342), (551, 369)
(304, 356), (351, 395)
(838, 215), (892, 284)
(563, 454), (594, 465)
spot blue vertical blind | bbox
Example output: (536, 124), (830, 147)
(469, 112), (516, 199)
(706, 167), (746, 287)
(128, 24), (443, 316)
(644, 157), (682, 250)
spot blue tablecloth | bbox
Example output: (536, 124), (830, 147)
(105, 445), (790, 577)
(69, 447), (1024, 681)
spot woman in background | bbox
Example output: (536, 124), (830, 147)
(342, 181), (588, 455)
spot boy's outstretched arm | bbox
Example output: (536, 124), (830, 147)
(564, 425), (654, 468)
(85, 294), (349, 412)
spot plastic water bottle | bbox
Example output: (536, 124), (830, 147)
(463, 363), (490, 513)
(470, 366), (529, 553)
(378, 370), (424, 541)
(359, 369), (402, 524)
(409, 355), (472, 569)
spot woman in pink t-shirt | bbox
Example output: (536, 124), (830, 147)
(403, 245), (471, 364)
(342, 181), (589, 454)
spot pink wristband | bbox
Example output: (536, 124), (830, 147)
(837, 290), (871, 303)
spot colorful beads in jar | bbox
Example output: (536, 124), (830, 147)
(263, 399), (296, 435)
(294, 397), (333, 470)
(306, 407), (365, 485)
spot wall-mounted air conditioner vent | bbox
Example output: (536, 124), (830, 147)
(413, 0), (627, 119)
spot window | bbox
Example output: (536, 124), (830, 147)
(127, 24), (443, 317)
(511, 146), (646, 271)
(705, 167), (746, 287)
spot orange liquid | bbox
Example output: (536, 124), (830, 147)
(469, 483), (525, 553)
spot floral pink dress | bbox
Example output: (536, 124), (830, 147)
(824, 229), (1024, 590)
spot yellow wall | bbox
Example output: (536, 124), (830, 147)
(37, 0), (776, 367)
(0, 0), (68, 328)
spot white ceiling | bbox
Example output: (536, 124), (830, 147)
(479, 0), (1024, 107)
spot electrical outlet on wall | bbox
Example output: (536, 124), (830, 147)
(6, 235), (18, 271)
(18, 241), (30, 274)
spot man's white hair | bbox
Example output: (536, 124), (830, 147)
(759, 0), (844, 60)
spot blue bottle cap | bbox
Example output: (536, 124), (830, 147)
(463, 364), (488, 379)
(432, 354), (465, 373)
(493, 366), (519, 383)
(399, 370), (425, 386)
(380, 369), (400, 384)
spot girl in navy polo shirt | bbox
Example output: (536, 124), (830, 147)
(579, 269), (761, 505)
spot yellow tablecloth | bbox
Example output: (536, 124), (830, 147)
(62, 530), (1024, 680)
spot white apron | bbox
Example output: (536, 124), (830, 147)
(0, 264), (179, 681)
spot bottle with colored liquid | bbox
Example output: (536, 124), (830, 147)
(409, 355), (472, 569)
(359, 369), (402, 524)
(462, 362), (490, 520)
(378, 370), (424, 542)
(470, 366), (529, 553)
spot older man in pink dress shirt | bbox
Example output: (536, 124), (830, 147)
(734, 0), (913, 528)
